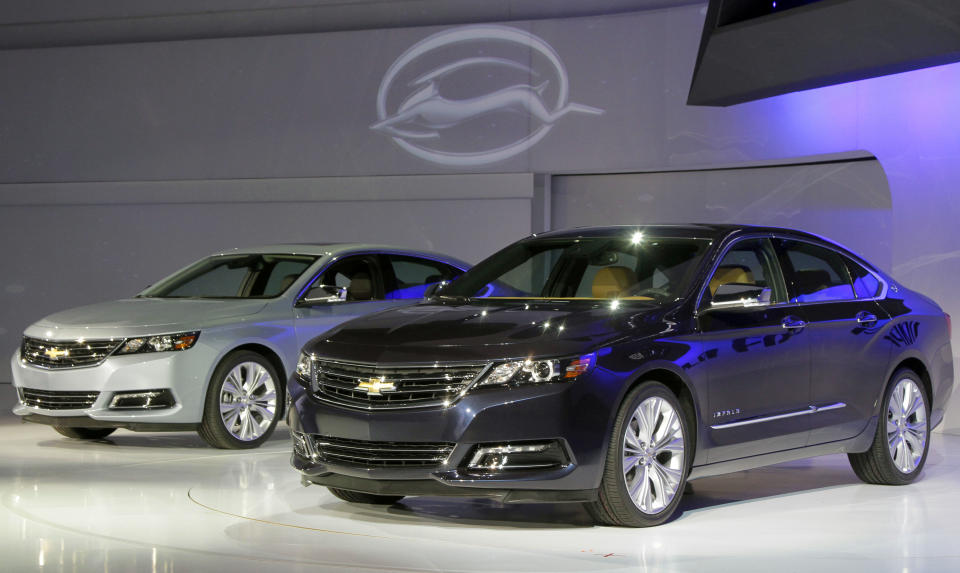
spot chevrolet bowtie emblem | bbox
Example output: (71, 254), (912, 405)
(355, 377), (396, 396)
(44, 347), (69, 360)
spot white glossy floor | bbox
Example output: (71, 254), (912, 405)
(2, 384), (960, 573)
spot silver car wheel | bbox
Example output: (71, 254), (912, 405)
(886, 377), (927, 474)
(218, 361), (278, 442)
(622, 396), (685, 514)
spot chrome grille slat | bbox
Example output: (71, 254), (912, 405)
(21, 337), (122, 369)
(309, 435), (455, 468)
(311, 359), (486, 410)
(19, 388), (100, 410)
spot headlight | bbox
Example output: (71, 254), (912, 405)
(114, 331), (199, 355)
(477, 352), (596, 388)
(296, 351), (314, 381)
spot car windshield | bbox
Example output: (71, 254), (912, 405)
(139, 254), (318, 299)
(441, 234), (711, 303)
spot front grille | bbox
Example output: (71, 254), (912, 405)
(310, 435), (455, 468)
(311, 359), (487, 410)
(19, 388), (100, 410)
(21, 337), (122, 369)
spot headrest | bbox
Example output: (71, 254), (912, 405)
(592, 266), (638, 298)
(709, 265), (754, 296)
(347, 272), (373, 301)
(277, 274), (299, 293)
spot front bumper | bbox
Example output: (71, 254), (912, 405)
(10, 346), (212, 428)
(287, 375), (614, 502)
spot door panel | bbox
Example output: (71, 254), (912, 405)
(797, 300), (891, 444)
(698, 236), (811, 464)
(773, 238), (893, 445)
(700, 305), (811, 462)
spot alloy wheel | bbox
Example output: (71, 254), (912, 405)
(622, 396), (685, 514)
(219, 361), (278, 442)
(886, 378), (927, 474)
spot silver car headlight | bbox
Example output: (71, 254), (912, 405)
(114, 331), (200, 355)
(476, 353), (596, 388)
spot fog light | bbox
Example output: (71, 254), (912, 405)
(465, 441), (569, 473)
(108, 389), (175, 410)
(292, 431), (320, 462)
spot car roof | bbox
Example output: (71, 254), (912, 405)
(208, 243), (471, 268)
(529, 224), (877, 269)
(531, 224), (835, 243)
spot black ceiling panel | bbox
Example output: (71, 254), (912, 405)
(688, 0), (960, 106)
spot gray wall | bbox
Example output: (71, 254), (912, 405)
(0, 174), (535, 375)
(1, 5), (958, 430)
(552, 157), (892, 270)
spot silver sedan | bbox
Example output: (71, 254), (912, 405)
(10, 244), (469, 448)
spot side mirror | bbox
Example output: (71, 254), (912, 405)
(423, 280), (449, 299)
(710, 283), (772, 308)
(296, 285), (347, 307)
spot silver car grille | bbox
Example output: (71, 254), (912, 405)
(21, 336), (122, 369)
(19, 387), (100, 410)
(304, 434), (455, 468)
(310, 359), (487, 410)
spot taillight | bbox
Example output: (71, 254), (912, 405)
(946, 313), (952, 339)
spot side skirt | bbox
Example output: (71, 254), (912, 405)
(688, 415), (878, 481)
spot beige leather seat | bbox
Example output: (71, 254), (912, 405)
(592, 266), (638, 298)
(709, 265), (754, 296)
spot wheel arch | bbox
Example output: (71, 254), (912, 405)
(210, 342), (289, 416)
(888, 354), (933, 408)
(620, 363), (702, 466)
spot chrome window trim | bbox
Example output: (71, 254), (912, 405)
(694, 233), (790, 314)
(769, 234), (890, 304)
(695, 232), (890, 315)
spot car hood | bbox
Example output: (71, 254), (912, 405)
(310, 300), (672, 363)
(27, 298), (269, 340)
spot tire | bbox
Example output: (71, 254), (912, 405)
(848, 368), (930, 485)
(586, 381), (690, 527)
(54, 427), (116, 440)
(327, 487), (404, 505)
(198, 350), (283, 449)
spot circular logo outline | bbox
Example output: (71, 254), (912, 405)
(374, 25), (574, 167)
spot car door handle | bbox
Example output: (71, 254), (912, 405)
(856, 311), (878, 325)
(781, 316), (807, 330)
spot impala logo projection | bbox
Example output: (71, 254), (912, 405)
(371, 25), (604, 166)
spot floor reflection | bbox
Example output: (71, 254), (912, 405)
(2, 383), (960, 572)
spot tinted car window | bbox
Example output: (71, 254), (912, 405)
(846, 258), (883, 299)
(142, 254), (318, 298)
(262, 259), (315, 295)
(384, 256), (463, 299)
(779, 240), (855, 303)
(312, 257), (379, 301)
(443, 235), (710, 302)
(705, 238), (784, 304)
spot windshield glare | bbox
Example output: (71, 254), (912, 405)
(140, 254), (318, 299)
(442, 236), (711, 303)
